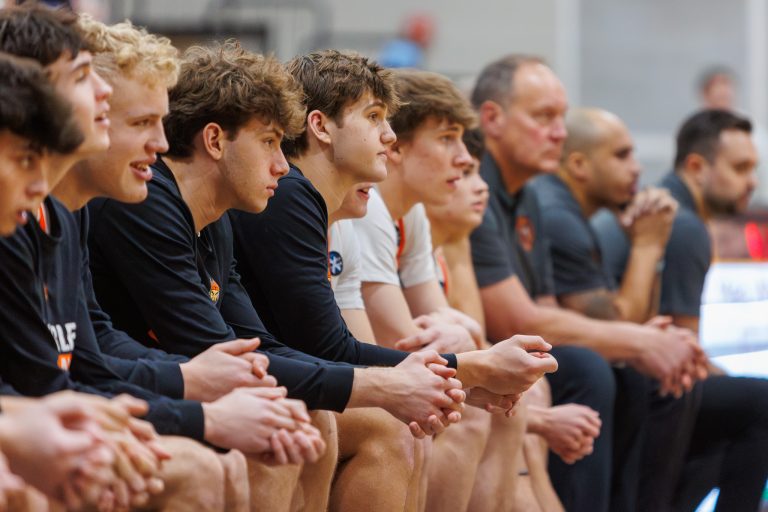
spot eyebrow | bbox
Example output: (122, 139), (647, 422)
(260, 127), (285, 138)
(364, 100), (387, 110)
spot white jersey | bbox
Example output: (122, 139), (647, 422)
(328, 219), (364, 310)
(352, 187), (435, 288)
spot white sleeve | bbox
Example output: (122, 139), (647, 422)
(352, 188), (400, 286)
(398, 203), (436, 288)
(329, 220), (365, 310)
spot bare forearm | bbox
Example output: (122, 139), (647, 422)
(524, 404), (550, 435)
(616, 244), (664, 323)
(345, 368), (389, 409)
(493, 305), (643, 361)
(441, 240), (487, 336)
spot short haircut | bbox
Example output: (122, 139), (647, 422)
(462, 127), (485, 161)
(78, 15), (179, 89)
(163, 40), (305, 159)
(674, 109), (752, 170)
(0, 2), (87, 66)
(470, 54), (544, 109)
(389, 68), (476, 141)
(0, 52), (83, 153)
(282, 49), (400, 158)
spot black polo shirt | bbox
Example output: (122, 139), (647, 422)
(470, 153), (555, 299)
(230, 165), (456, 369)
(530, 173), (617, 296)
(88, 159), (354, 412)
(592, 172), (711, 317)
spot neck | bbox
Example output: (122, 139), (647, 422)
(429, 217), (470, 247)
(558, 170), (600, 217)
(679, 170), (711, 220)
(51, 161), (99, 212)
(378, 167), (420, 220)
(291, 151), (356, 218)
(485, 140), (535, 195)
(164, 156), (228, 232)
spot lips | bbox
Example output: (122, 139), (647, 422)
(265, 182), (279, 197)
(15, 210), (28, 226)
(94, 110), (110, 129)
(446, 176), (461, 190)
(471, 199), (487, 213)
(130, 161), (154, 182)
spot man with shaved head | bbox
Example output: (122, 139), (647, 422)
(470, 57), (706, 512)
(533, 108), (679, 323)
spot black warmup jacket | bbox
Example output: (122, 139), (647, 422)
(230, 165), (457, 368)
(76, 208), (187, 399)
(0, 196), (204, 440)
(88, 160), (354, 412)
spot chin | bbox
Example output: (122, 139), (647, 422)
(113, 185), (148, 204)
(250, 200), (269, 214)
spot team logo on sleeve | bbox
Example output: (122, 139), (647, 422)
(329, 251), (344, 276)
(515, 215), (536, 252)
(209, 278), (220, 303)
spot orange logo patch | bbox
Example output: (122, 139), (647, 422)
(209, 279), (220, 303)
(516, 216), (535, 252)
(57, 353), (72, 370)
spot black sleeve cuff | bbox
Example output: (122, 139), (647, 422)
(153, 361), (185, 399)
(176, 400), (206, 442)
(441, 353), (458, 369)
(358, 343), (409, 367)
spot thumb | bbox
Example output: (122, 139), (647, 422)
(214, 338), (261, 355)
(416, 349), (448, 367)
(413, 315), (436, 329)
(427, 363), (456, 379)
(530, 352), (558, 374)
(57, 429), (98, 456)
(395, 330), (436, 351)
(516, 335), (552, 353)
(646, 315), (672, 329)
(240, 386), (288, 400)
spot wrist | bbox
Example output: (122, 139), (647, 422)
(455, 350), (487, 389)
(630, 242), (664, 261)
(178, 361), (197, 401)
(347, 368), (389, 410)
(624, 325), (652, 362)
(201, 403), (218, 445)
(525, 405), (549, 435)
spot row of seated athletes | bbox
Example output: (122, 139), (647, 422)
(322, 59), (768, 512)
(0, 3), (765, 512)
(0, 4), (559, 511)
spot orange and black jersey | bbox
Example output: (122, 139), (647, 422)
(88, 159), (355, 412)
(0, 195), (205, 440)
(228, 166), (458, 368)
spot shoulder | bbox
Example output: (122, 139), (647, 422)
(668, 207), (710, 255)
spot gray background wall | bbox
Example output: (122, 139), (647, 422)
(109, 0), (768, 195)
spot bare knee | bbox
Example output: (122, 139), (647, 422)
(358, 409), (417, 471)
(153, 436), (225, 512)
